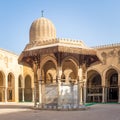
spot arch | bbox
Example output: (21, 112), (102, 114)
(61, 56), (79, 68)
(0, 71), (5, 102)
(61, 56), (78, 83)
(87, 70), (102, 103)
(102, 65), (120, 78)
(7, 72), (15, 102)
(42, 60), (57, 84)
(40, 55), (57, 70)
(105, 68), (118, 102)
(24, 75), (32, 102)
(0, 71), (5, 86)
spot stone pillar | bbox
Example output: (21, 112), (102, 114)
(32, 88), (34, 102)
(4, 87), (7, 102)
(118, 85), (120, 103)
(78, 66), (83, 105)
(33, 62), (38, 107)
(118, 75), (120, 103)
(5, 76), (7, 102)
(105, 87), (108, 102)
(38, 80), (42, 107)
(57, 67), (62, 108)
(102, 76), (106, 103)
(22, 88), (24, 102)
(79, 85), (83, 105)
(37, 68), (43, 108)
(83, 82), (86, 104)
(102, 86), (105, 103)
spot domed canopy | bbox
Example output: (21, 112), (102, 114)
(29, 17), (56, 43)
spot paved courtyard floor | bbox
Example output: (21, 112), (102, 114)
(0, 103), (120, 120)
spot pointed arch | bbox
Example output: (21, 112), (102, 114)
(0, 71), (5, 102)
(103, 66), (119, 102)
(87, 69), (102, 103)
(24, 74), (32, 102)
(42, 60), (57, 84)
(61, 56), (79, 83)
(102, 65), (120, 78)
(7, 72), (15, 102)
(40, 55), (57, 70)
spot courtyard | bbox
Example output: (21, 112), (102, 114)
(0, 103), (120, 120)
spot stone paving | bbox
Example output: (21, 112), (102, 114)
(0, 103), (120, 120)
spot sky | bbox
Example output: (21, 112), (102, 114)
(0, 0), (120, 54)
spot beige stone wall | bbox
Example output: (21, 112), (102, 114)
(87, 45), (120, 86)
(0, 48), (23, 102)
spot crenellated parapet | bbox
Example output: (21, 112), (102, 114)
(93, 43), (120, 49)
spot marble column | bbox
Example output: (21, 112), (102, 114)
(4, 87), (7, 102)
(32, 88), (34, 102)
(118, 85), (120, 103)
(22, 88), (24, 102)
(102, 86), (105, 103)
(80, 85), (83, 104)
(83, 82), (86, 104)
(105, 87), (107, 102)
(78, 67), (83, 105)
(57, 67), (62, 108)
(38, 80), (42, 107)
(33, 62), (38, 107)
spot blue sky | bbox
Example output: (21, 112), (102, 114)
(0, 0), (120, 54)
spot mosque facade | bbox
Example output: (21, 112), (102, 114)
(0, 16), (120, 108)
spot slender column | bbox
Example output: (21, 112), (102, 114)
(102, 76), (106, 103)
(5, 76), (8, 102)
(22, 88), (24, 102)
(105, 87), (107, 102)
(83, 82), (86, 104)
(118, 85), (120, 103)
(4, 87), (7, 102)
(37, 67), (43, 108)
(118, 75), (120, 103)
(78, 66), (83, 105)
(80, 85), (83, 104)
(33, 62), (38, 107)
(32, 88), (34, 102)
(38, 80), (42, 107)
(57, 67), (62, 108)
(102, 86), (105, 103)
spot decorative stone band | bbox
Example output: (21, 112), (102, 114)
(21, 46), (96, 57)
(18, 45), (99, 67)
(24, 38), (87, 51)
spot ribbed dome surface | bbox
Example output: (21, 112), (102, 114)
(29, 17), (56, 43)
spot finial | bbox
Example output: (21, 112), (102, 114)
(41, 10), (44, 17)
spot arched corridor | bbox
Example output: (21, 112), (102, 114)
(24, 75), (32, 102)
(0, 71), (5, 102)
(106, 69), (118, 102)
(7, 73), (15, 102)
(87, 70), (102, 102)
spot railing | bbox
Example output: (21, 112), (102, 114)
(87, 87), (102, 94)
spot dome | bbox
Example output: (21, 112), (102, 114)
(29, 17), (56, 43)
